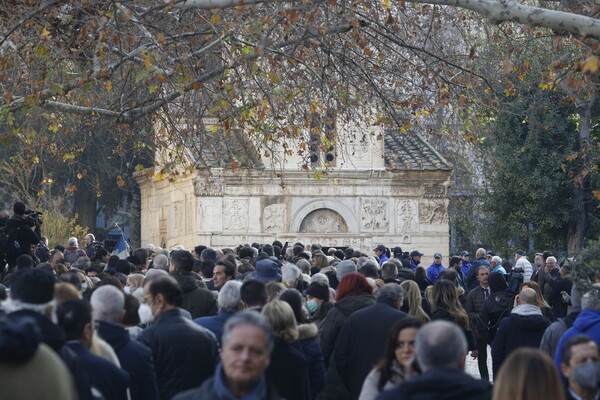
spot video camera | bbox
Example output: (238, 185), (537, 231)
(24, 210), (42, 227)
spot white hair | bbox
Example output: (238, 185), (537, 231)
(172, 245), (185, 251)
(218, 281), (243, 313)
(86, 234), (95, 241)
(68, 237), (78, 247)
(491, 256), (503, 266)
(153, 254), (169, 271)
(90, 285), (125, 324)
(282, 264), (301, 286)
(310, 273), (329, 286)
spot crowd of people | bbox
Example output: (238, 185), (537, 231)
(0, 203), (599, 400)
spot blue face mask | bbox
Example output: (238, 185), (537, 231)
(124, 286), (131, 294)
(307, 300), (320, 313)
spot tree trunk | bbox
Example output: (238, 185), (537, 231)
(74, 181), (97, 234)
(567, 96), (594, 254)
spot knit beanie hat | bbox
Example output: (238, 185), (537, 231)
(336, 260), (357, 281)
(306, 282), (330, 301)
(11, 268), (55, 304)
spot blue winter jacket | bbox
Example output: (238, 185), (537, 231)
(554, 309), (600, 373)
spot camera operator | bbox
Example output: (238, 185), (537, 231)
(2, 202), (41, 269)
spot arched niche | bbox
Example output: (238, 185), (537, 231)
(290, 199), (358, 233)
(299, 209), (349, 233)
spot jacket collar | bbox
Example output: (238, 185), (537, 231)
(96, 320), (130, 350)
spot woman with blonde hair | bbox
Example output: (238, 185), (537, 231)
(262, 300), (310, 400)
(399, 280), (430, 323)
(520, 281), (556, 321)
(493, 347), (565, 400)
(431, 279), (477, 357)
(311, 253), (329, 270)
(125, 273), (144, 298)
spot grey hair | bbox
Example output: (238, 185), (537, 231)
(90, 285), (125, 324)
(153, 254), (169, 271)
(282, 264), (301, 286)
(416, 320), (467, 371)
(381, 262), (398, 280)
(222, 310), (274, 352)
(491, 256), (502, 266)
(68, 237), (78, 247)
(296, 259), (311, 274)
(156, 248), (170, 258)
(376, 283), (403, 304)
(145, 268), (168, 281)
(361, 258), (380, 271)
(86, 233), (95, 241)
(582, 290), (600, 311)
(310, 273), (329, 286)
(218, 280), (242, 313)
(72, 256), (91, 270)
(476, 248), (486, 258)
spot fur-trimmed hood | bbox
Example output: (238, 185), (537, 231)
(297, 322), (318, 340)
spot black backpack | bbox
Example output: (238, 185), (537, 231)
(507, 271), (524, 295)
(0, 224), (24, 267)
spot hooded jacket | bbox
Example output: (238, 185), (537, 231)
(0, 318), (77, 400)
(554, 309), (600, 372)
(298, 323), (326, 400)
(491, 304), (551, 375)
(376, 366), (492, 400)
(477, 272), (513, 344)
(170, 270), (218, 319)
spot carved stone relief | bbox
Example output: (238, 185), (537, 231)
(198, 198), (222, 232)
(299, 209), (348, 233)
(263, 204), (287, 233)
(224, 198), (249, 231)
(194, 176), (223, 197)
(423, 184), (446, 198)
(361, 199), (388, 232)
(395, 199), (419, 233)
(419, 203), (449, 224)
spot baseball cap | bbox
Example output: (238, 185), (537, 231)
(373, 244), (386, 252)
(410, 250), (424, 257)
(460, 251), (470, 256)
(434, 253), (442, 259)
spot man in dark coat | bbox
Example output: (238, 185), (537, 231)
(57, 299), (130, 400)
(547, 263), (573, 318)
(466, 248), (491, 290)
(169, 250), (218, 319)
(173, 311), (282, 400)
(194, 280), (243, 345)
(91, 285), (160, 400)
(477, 271), (513, 346)
(2, 202), (40, 269)
(491, 288), (551, 377)
(377, 320), (492, 400)
(466, 265), (491, 380)
(335, 284), (407, 399)
(138, 275), (219, 400)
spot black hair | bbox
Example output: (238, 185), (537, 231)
(201, 248), (218, 263)
(122, 294), (141, 325)
(239, 246), (255, 259)
(146, 276), (183, 307)
(133, 248), (149, 265)
(272, 240), (283, 248)
(199, 260), (215, 279)
(449, 256), (462, 268)
(92, 247), (108, 261)
(279, 289), (306, 323)
(216, 259), (236, 278)
(440, 269), (457, 282)
(58, 271), (82, 291)
(57, 299), (92, 341)
(261, 244), (274, 257)
(194, 245), (207, 256)
(293, 245), (304, 257)
(273, 245), (282, 259)
(16, 254), (34, 270)
(359, 263), (379, 279)
(170, 250), (194, 272)
(13, 202), (26, 215)
(115, 259), (132, 275)
(334, 249), (345, 260)
(106, 255), (120, 270)
(344, 248), (354, 259)
(241, 279), (268, 307)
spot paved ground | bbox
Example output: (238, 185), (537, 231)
(464, 346), (493, 382)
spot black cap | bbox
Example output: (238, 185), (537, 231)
(460, 251), (470, 256)
(373, 244), (386, 252)
(515, 250), (525, 256)
(486, 251), (496, 257)
(392, 246), (403, 255)
(11, 268), (55, 304)
(410, 250), (424, 257)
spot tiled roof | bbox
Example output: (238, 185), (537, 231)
(188, 130), (264, 169)
(384, 131), (452, 171)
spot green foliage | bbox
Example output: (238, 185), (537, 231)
(41, 211), (88, 250)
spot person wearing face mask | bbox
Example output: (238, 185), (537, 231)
(137, 275), (219, 400)
(560, 335), (600, 400)
(305, 281), (332, 331)
(125, 273), (145, 298)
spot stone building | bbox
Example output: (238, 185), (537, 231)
(135, 120), (453, 260)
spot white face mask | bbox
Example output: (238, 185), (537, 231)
(80, 283), (88, 292)
(124, 286), (131, 294)
(138, 303), (153, 325)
